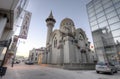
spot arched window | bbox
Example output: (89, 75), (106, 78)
(54, 37), (57, 48)
(79, 33), (84, 40)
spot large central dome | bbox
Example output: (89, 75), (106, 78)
(60, 18), (74, 26)
(60, 18), (75, 35)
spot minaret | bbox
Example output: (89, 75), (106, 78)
(46, 11), (56, 45)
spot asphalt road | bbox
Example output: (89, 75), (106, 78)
(2, 63), (120, 79)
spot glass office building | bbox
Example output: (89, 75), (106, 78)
(86, 0), (120, 63)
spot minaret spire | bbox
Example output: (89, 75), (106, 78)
(49, 11), (53, 18)
(46, 11), (56, 23)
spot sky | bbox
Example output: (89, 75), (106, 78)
(16, 0), (92, 57)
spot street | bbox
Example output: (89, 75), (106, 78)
(3, 63), (120, 79)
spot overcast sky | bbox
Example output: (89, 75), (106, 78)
(16, 0), (92, 57)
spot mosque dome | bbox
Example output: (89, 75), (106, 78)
(60, 18), (74, 26)
(60, 18), (75, 34)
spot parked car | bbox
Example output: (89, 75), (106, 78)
(14, 60), (20, 64)
(96, 61), (118, 75)
(114, 62), (120, 71)
(25, 61), (34, 65)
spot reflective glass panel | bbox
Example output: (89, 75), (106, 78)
(90, 20), (97, 26)
(89, 16), (96, 22)
(106, 10), (117, 19)
(113, 36), (120, 44)
(95, 7), (103, 14)
(94, 0), (101, 5)
(117, 8), (120, 15)
(108, 16), (119, 25)
(96, 11), (104, 18)
(110, 21), (120, 31)
(97, 16), (106, 23)
(99, 21), (108, 28)
(112, 29), (120, 37)
(105, 6), (114, 14)
(114, 2), (120, 9)
(89, 12), (95, 17)
(102, 0), (111, 5)
(103, 1), (113, 9)
(91, 25), (99, 31)
(87, 1), (93, 9)
(112, 0), (120, 4)
(94, 3), (102, 10)
(88, 8), (94, 14)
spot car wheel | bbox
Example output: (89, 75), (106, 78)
(114, 70), (118, 73)
(96, 71), (99, 73)
(110, 70), (114, 75)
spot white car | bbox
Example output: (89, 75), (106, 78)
(114, 62), (120, 71)
(96, 61), (118, 75)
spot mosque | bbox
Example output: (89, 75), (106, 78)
(42, 11), (95, 69)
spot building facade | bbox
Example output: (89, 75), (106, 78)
(0, 0), (30, 64)
(86, 0), (120, 63)
(42, 12), (95, 70)
(29, 47), (46, 64)
(38, 47), (46, 64)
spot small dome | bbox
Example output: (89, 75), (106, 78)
(60, 18), (74, 26)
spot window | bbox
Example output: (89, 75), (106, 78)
(102, 0), (111, 5)
(90, 20), (97, 26)
(97, 16), (106, 23)
(89, 16), (96, 22)
(108, 16), (119, 24)
(94, 0), (101, 5)
(35, 57), (37, 61)
(99, 21), (108, 28)
(114, 36), (120, 44)
(89, 12), (95, 17)
(114, 1), (120, 9)
(110, 21), (120, 31)
(95, 7), (103, 14)
(106, 10), (117, 19)
(87, 2), (93, 9)
(54, 37), (57, 48)
(112, 29), (120, 37)
(103, 1), (113, 9)
(94, 3), (102, 10)
(117, 8), (120, 15)
(79, 34), (84, 40)
(96, 12), (104, 19)
(91, 25), (99, 31)
(105, 6), (114, 14)
(113, 0), (120, 4)
(88, 8), (94, 14)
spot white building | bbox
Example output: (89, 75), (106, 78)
(29, 48), (46, 63)
(43, 12), (95, 69)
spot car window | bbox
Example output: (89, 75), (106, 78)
(97, 62), (107, 65)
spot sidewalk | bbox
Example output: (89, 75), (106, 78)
(39, 64), (63, 69)
(0, 65), (17, 79)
